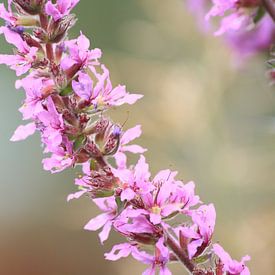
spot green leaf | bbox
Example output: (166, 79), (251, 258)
(73, 135), (85, 151)
(95, 189), (114, 198)
(90, 159), (97, 170)
(254, 6), (265, 24)
(193, 253), (211, 264)
(60, 85), (73, 96)
(115, 196), (126, 215)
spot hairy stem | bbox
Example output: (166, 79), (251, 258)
(262, 0), (275, 21)
(165, 233), (196, 274)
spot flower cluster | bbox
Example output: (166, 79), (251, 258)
(187, 0), (275, 60)
(1, 1), (251, 274)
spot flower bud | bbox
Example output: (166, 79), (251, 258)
(85, 140), (102, 158)
(13, 0), (46, 15)
(22, 33), (42, 49)
(48, 14), (77, 43)
(102, 125), (121, 156)
(87, 167), (117, 198)
(84, 117), (109, 136)
(16, 16), (39, 26)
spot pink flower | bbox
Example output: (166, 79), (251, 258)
(206, 0), (258, 36)
(138, 170), (199, 225)
(17, 77), (47, 120)
(42, 137), (74, 173)
(0, 3), (17, 25)
(45, 0), (80, 21)
(114, 125), (147, 169)
(132, 238), (172, 275)
(84, 197), (117, 243)
(72, 65), (143, 109)
(112, 155), (153, 201)
(179, 204), (216, 259)
(61, 33), (102, 71)
(213, 243), (250, 275)
(105, 238), (171, 275)
(0, 27), (38, 76)
(37, 96), (64, 152)
(225, 14), (275, 59)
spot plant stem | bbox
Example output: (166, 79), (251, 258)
(165, 233), (196, 274)
(46, 43), (54, 63)
(262, 0), (275, 21)
(39, 13), (55, 63)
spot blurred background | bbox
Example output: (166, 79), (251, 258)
(0, 0), (275, 274)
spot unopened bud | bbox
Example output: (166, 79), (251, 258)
(22, 33), (42, 49)
(103, 125), (121, 156)
(48, 14), (77, 43)
(13, 0), (46, 15)
(85, 141), (102, 158)
(16, 16), (39, 27)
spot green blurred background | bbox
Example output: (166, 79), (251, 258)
(0, 0), (274, 274)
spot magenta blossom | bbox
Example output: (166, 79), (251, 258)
(45, 0), (80, 21)
(225, 14), (275, 59)
(72, 65), (143, 109)
(178, 204), (216, 259)
(114, 125), (147, 169)
(37, 96), (64, 152)
(42, 137), (74, 173)
(111, 155), (153, 202)
(132, 238), (172, 275)
(134, 170), (200, 225)
(61, 32), (102, 71)
(17, 77), (51, 120)
(84, 197), (117, 244)
(206, 0), (260, 36)
(213, 243), (250, 275)
(0, 3), (16, 25)
(0, 26), (38, 76)
(105, 238), (171, 275)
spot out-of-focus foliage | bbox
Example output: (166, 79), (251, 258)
(0, 0), (274, 274)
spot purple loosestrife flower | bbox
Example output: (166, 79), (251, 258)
(111, 155), (153, 202)
(106, 238), (172, 275)
(16, 77), (52, 120)
(84, 197), (117, 244)
(213, 243), (251, 275)
(225, 14), (275, 59)
(178, 204), (216, 259)
(37, 96), (65, 152)
(132, 238), (172, 275)
(114, 125), (147, 169)
(42, 137), (74, 173)
(0, 26), (38, 76)
(45, 0), (80, 21)
(61, 32), (102, 72)
(206, 0), (262, 35)
(0, 3), (16, 25)
(133, 170), (200, 225)
(72, 65), (143, 109)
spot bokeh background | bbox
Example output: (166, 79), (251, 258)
(0, 0), (274, 274)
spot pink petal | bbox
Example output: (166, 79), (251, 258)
(10, 122), (36, 141)
(121, 125), (142, 145)
(105, 243), (133, 261)
(99, 220), (112, 244)
(67, 190), (87, 201)
(84, 213), (110, 231)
